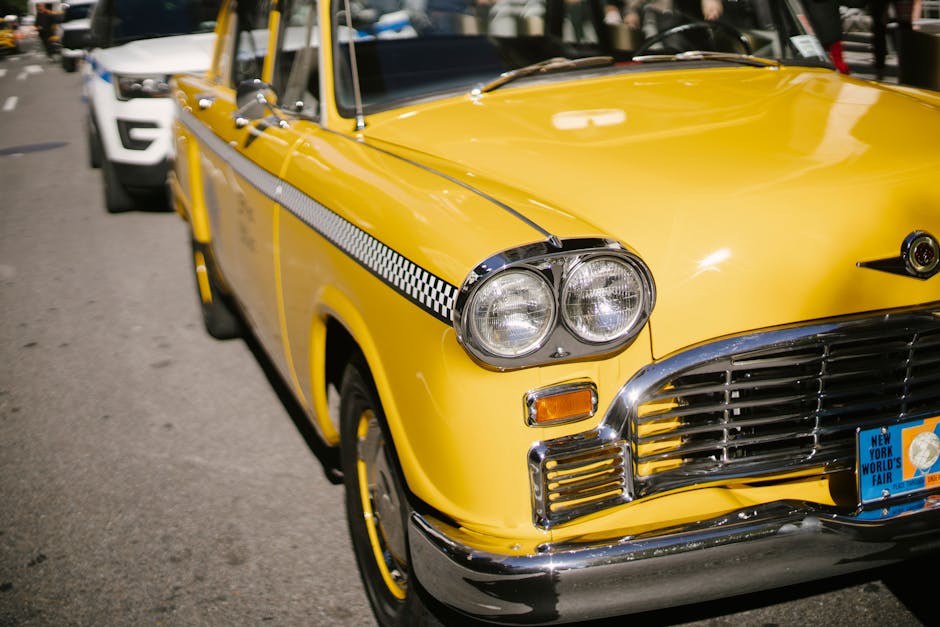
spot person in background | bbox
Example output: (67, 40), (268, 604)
(605, 0), (724, 37)
(804, 0), (849, 73)
(869, 0), (922, 81)
(35, 2), (61, 59)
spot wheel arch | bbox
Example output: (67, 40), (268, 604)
(308, 287), (418, 488)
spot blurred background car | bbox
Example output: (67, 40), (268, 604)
(59, 0), (95, 72)
(0, 14), (20, 54)
(82, 0), (220, 212)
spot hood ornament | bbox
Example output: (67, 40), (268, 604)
(857, 231), (939, 280)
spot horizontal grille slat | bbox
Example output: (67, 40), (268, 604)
(639, 413), (816, 443)
(638, 393), (815, 423)
(642, 374), (820, 407)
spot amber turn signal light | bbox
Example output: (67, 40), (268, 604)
(525, 381), (598, 426)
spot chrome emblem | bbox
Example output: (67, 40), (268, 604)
(857, 231), (940, 280)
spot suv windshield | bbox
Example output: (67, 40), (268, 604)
(63, 2), (95, 21)
(327, 0), (830, 113)
(95, 0), (221, 45)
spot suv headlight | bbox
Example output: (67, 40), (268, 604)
(454, 238), (655, 370)
(114, 74), (171, 100)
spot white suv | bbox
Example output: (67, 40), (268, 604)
(83, 0), (220, 212)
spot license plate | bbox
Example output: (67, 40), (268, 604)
(857, 417), (940, 504)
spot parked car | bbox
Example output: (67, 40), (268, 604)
(0, 15), (19, 54)
(59, 0), (95, 72)
(170, 0), (940, 623)
(83, 0), (220, 212)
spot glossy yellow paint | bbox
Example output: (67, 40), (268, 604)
(169, 0), (940, 550)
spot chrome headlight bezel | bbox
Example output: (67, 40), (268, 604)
(453, 238), (656, 370)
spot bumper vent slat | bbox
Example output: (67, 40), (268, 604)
(529, 436), (627, 527)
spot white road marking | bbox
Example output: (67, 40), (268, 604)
(16, 65), (43, 80)
(2, 96), (17, 112)
(0, 68), (6, 78)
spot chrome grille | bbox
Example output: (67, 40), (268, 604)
(628, 309), (940, 498)
(529, 307), (940, 527)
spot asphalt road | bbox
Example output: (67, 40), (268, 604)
(0, 42), (932, 627)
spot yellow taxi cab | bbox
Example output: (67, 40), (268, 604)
(0, 16), (20, 55)
(169, 0), (940, 622)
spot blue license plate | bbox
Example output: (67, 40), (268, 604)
(857, 417), (940, 504)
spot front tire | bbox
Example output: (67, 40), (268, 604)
(86, 114), (103, 169)
(62, 56), (76, 72)
(102, 159), (135, 213)
(339, 360), (436, 626)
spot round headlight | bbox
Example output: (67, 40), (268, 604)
(562, 256), (647, 344)
(467, 269), (555, 358)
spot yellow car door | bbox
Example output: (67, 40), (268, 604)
(184, 1), (290, 366)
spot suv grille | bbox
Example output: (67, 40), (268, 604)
(529, 307), (940, 527)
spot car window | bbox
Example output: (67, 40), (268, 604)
(330, 0), (828, 115)
(92, 0), (221, 46)
(63, 2), (95, 22)
(230, 0), (276, 86)
(274, 0), (321, 118)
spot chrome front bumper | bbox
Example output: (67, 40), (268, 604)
(409, 497), (940, 624)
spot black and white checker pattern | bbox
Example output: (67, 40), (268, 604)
(180, 109), (459, 323)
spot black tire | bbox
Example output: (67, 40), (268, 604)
(102, 158), (135, 213)
(190, 239), (242, 340)
(87, 115), (103, 169)
(339, 359), (438, 627)
(62, 56), (76, 72)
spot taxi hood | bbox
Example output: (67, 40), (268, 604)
(364, 67), (940, 358)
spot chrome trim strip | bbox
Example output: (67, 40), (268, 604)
(409, 497), (940, 624)
(177, 107), (459, 323)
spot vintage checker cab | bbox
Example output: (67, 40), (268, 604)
(169, 0), (940, 623)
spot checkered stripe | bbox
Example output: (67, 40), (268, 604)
(180, 110), (459, 323)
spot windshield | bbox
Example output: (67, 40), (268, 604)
(102, 0), (220, 44)
(63, 2), (95, 21)
(328, 0), (829, 113)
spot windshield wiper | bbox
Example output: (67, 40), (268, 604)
(474, 56), (614, 94)
(631, 51), (782, 68)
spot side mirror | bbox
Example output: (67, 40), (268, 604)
(234, 79), (278, 127)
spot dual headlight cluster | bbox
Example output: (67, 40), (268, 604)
(453, 239), (655, 369)
(114, 74), (172, 100)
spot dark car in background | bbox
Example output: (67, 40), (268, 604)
(59, 0), (95, 72)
